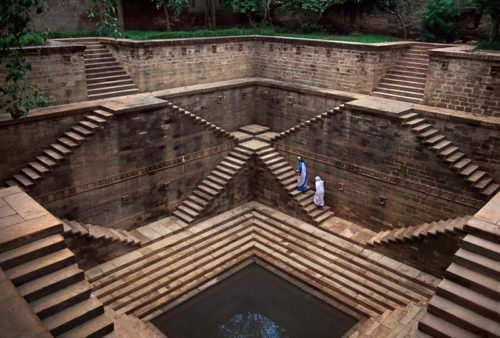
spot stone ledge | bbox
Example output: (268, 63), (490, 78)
(429, 45), (500, 62)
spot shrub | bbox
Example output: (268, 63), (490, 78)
(420, 0), (462, 42)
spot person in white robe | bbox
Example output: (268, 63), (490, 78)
(314, 176), (325, 207)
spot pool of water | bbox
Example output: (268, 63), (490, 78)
(151, 264), (358, 338)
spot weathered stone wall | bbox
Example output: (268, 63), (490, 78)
(253, 39), (406, 95)
(272, 107), (482, 231)
(370, 232), (464, 278)
(30, 0), (94, 32)
(31, 105), (235, 229)
(424, 47), (500, 118)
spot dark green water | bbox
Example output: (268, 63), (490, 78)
(151, 264), (358, 338)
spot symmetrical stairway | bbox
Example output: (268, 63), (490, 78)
(85, 202), (439, 325)
(418, 217), (500, 337)
(6, 109), (114, 190)
(272, 105), (342, 142)
(366, 215), (472, 247)
(400, 111), (499, 197)
(172, 145), (250, 224)
(0, 187), (113, 337)
(81, 40), (138, 100)
(373, 45), (434, 104)
(254, 143), (335, 225)
(61, 219), (143, 247)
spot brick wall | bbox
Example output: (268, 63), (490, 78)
(424, 47), (500, 118)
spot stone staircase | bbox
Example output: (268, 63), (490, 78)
(61, 219), (143, 247)
(0, 187), (113, 337)
(366, 215), (472, 247)
(400, 112), (499, 197)
(169, 103), (237, 140)
(5, 109), (114, 190)
(81, 40), (139, 100)
(172, 145), (250, 224)
(418, 217), (500, 337)
(272, 105), (342, 142)
(253, 143), (335, 225)
(85, 202), (439, 325)
(373, 45), (434, 104)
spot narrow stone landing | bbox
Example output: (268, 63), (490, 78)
(86, 201), (440, 336)
(0, 186), (114, 337)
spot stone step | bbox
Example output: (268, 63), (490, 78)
(439, 145), (458, 158)
(86, 114), (107, 125)
(260, 151), (280, 162)
(59, 313), (113, 338)
(31, 281), (92, 319)
(465, 219), (500, 244)
(31, 159), (52, 173)
(460, 164), (479, 177)
(481, 183), (500, 197)
(393, 65), (428, 73)
(91, 215), (252, 293)
(462, 235), (500, 261)
(404, 118), (426, 127)
(384, 74), (427, 84)
(57, 137), (79, 149)
(83, 52), (113, 60)
(314, 211), (335, 224)
(418, 128), (439, 139)
(18, 264), (84, 303)
(445, 151), (465, 164)
(87, 74), (130, 84)
(388, 69), (427, 79)
(378, 82), (425, 94)
(187, 195), (209, 208)
(268, 161), (288, 171)
(423, 134), (445, 145)
(192, 189), (213, 202)
(427, 295), (499, 337)
(399, 58), (429, 66)
(88, 88), (139, 100)
(105, 228), (253, 313)
(43, 297), (104, 336)
(177, 205), (199, 218)
(13, 174), (34, 188)
(86, 70), (127, 80)
(63, 131), (85, 144)
(466, 170), (486, 184)
(198, 183), (219, 196)
(453, 158), (472, 171)
(418, 313), (478, 338)
(233, 147), (253, 157)
(383, 77), (426, 88)
(20, 167), (42, 181)
(224, 155), (245, 167)
(67, 220), (89, 236)
(446, 263), (499, 301)
(85, 57), (116, 65)
(88, 83), (137, 95)
(474, 177), (493, 190)
(92, 109), (114, 119)
(437, 279), (499, 321)
(273, 166), (293, 176)
(51, 143), (72, 156)
(374, 87), (424, 99)
(216, 165), (237, 176)
(0, 234), (65, 270)
(228, 151), (250, 162)
(372, 91), (422, 104)
(6, 248), (75, 286)
(182, 199), (204, 213)
(412, 123), (432, 133)
(71, 125), (93, 137)
(211, 169), (232, 182)
(172, 210), (194, 224)
(206, 174), (228, 186)
(454, 248), (500, 280)
(277, 171), (296, 183)
(220, 160), (241, 171)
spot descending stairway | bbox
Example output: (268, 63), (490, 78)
(81, 40), (138, 100)
(373, 45), (434, 104)
(272, 105), (342, 142)
(172, 145), (251, 224)
(418, 218), (500, 337)
(85, 202), (439, 324)
(0, 189), (113, 337)
(366, 215), (472, 247)
(61, 219), (143, 247)
(5, 109), (114, 190)
(254, 143), (335, 225)
(399, 112), (499, 197)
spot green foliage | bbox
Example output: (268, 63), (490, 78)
(88, 0), (121, 38)
(420, 0), (462, 42)
(476, 40), (500, 50)
(469, 0), (500, 42)
(221, 0), (268, 23)
(285, 0), (349, 16)
(152, 0), (189, 16)
(0, 0), (48, 119)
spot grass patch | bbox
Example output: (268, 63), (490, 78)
(476, 40), (500, 51)
(17, 28), (400, 46)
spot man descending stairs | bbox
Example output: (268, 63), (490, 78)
(373, 45), (434, 104)
(80, 40), (139, 100)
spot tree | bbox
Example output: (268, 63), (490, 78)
(284, 0), (349, 20)
(151, 0), (190, 31)
(88, 0), (121, 38)
(374, 0), (419, 40)
(0, 0), (48, 119)
(420, 0), (462, 42)
(470, 0), (500, 42)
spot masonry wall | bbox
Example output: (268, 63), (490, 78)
(272, 108), (482, 231)
(30, 0), (94, 32)
(16, 105), (235, 230)
(424, 50), (500, 118)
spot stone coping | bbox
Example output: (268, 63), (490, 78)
(56, 35), (422, 51)
(429, 45), (500, 61)
(474, 191), (500, 226)
(12, 40), (86, 56)
(1, 77), (498, 129)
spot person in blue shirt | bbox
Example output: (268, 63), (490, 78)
(296, 156), (308, 192)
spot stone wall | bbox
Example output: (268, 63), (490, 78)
(424, 47), (500, 118)
(272, 105), (484, 231)
(30, 0), (94, 32)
